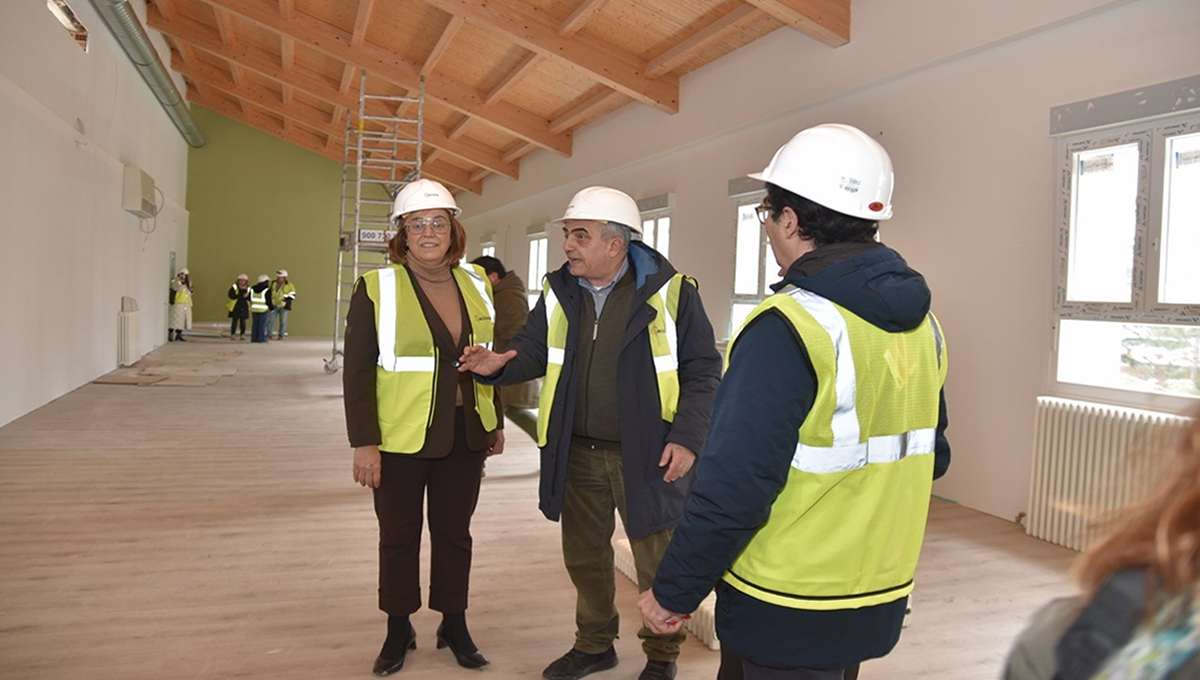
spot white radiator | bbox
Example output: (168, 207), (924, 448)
(118, 309), (141, 367)
(1027, 396), (1190, 551)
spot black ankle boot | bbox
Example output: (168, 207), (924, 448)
(373, 617), (416, 676)
(437, 613), (489, 669)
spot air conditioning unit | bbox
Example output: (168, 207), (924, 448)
(122, 166), (157, 218)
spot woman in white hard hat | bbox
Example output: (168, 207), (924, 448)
(227, 273), (251, 340)
(268, 269), (296, 340)
(168, 268), (193, 342)
(342, 178), (504, 675)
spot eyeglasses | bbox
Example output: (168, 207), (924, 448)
(755, 203), (774, 226)
(404, 217), (450, 234)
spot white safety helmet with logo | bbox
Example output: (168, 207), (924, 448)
(276, 269), (288, 278)
(258, 274), (269, 283)
(554, 186), (643, 234)
(750, 123), (894, 221)
(391, 178), (461, 224)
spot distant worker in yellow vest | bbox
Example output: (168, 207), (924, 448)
(458, 186), (722, 680)
(343, 178), (503, 677)
(168, 268), (193, 342)
(227, 273), (251, 340)
(268, 269), (296, 340)
(469, 255), (537, 413)
(249, 274), (271, 343)
(637, 124), (952, 680)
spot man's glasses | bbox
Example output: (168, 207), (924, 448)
(755, 203), (773, 226)
(404, 217), (450, 234)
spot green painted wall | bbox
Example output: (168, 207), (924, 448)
(185, 106), (387, 337)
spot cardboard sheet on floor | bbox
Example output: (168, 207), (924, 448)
(149, 375), (223, 387)
(92, 370), (166, 386)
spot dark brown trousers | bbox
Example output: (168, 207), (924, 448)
(373, 409), (486, 616)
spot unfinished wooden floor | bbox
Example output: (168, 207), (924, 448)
(0, 338), (1077, 679)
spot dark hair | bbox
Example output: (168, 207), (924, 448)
(765, 183), (878, 247)
(470, 256), (507, 279)
(387, 210), (467, 267)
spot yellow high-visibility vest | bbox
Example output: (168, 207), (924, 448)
(535, 272), (693, 447)
(722, 285), (947, 611)
(363, 264), (498, 453)
(249, 288), (269, 313)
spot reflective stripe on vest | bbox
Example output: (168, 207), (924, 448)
(249, 288), (268, 313)
(368, 264), (498, 453)
(534, 272), (692, 447)
(722, 285), (947, 611)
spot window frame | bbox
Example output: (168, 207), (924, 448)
(527, 227), (549, 311)
(729, 189), (771, 340)
(1051, 112), (1200, 408)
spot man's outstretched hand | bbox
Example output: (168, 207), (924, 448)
(458, 345), (517, 376)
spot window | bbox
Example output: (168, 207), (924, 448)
(730, 190), (773, 339)
(1054, 113), (1200, 402)
(527, 231), (548, 310)
(47, 0), (88, 52)
(480, 235), (495, 258)
(636, 193), (673, 257)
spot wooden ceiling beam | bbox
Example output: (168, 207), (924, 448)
(645, 5), (760, 78)
(278, 0), (293, 20)
(483, 52), (539, 107)
(230, 64), (244, 86)
(349, 0), (376, 48)
(501, 141), (536, 163)
(182, 0), (571, 156)
(189, 85), (482, 194)
(743, 0), (849, 47)
(152, 10), (520, 178)
(151, 0), (175, 22)
(549, 89), (628, 134)
(558, 0), (613, 38)
(280, 37), (294, 69)
(448, 116), (472, 140)
(420, 15), (464, 77)
(423, 0), (678, 114)
(213, 6), (237, 45)
(469, 168), (491, 183)
(339, 64), (356, 94)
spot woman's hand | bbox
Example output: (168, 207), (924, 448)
(353, 445), (382, 488)
(488, 429), (506, 457)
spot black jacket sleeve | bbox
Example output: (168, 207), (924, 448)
(664, 281), (721, 456)
(652, 312), (815, 613)
(933, 389), (951, 480)
(475, 287), (550, 385)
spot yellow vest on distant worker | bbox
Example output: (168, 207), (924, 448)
(722, 285), (947, 611)
(173, 286), (192, 306)
(535, 272), (693, 447)
(363, 264), (498, 454)
(249, 288), (269, 313)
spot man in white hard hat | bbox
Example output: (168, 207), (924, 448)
(459, 186), (721, 680)
(268, 269), (296, 340)
(249, 274), (272, 343)
(637, 124), (951, 680)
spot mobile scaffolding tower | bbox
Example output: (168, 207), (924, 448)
(324, 72), (424, 374)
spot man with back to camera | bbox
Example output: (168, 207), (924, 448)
(636, 124), (951, 680)
(469, 256), (537, 414)
(457, 186), (722, 680)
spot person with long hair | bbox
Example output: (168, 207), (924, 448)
(343, 179), (504, 676)
(168, 268), (193, 342)
(1006, 410), (1200, 679)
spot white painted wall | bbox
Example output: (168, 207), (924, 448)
(457, 0), (1200, 521)
(0, 0), (190, 428)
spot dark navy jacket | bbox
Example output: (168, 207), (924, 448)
(479, 242), (721, 539)
(652, 241), (951, 670)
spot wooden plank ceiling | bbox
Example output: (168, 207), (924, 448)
(150, 0), (850, 195)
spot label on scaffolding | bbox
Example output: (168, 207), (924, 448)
(359, 229), (397, 243)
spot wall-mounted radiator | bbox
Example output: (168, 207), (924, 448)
(118, 296), (141, 367)
(1027, 397), (1190, 551)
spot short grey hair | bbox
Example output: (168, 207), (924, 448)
(599, 221), (632, 252)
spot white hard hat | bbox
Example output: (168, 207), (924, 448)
(391, 179), (461, 222)
(554, 186), (642, 234)
(276, 269), (288, 277)
(178, 268), (188, 275)
(257, 274), (269, 283)
(750, 124), (894, 221)
(236, 273), (248, 280)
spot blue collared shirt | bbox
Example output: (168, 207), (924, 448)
(578, 256), (630, 319)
